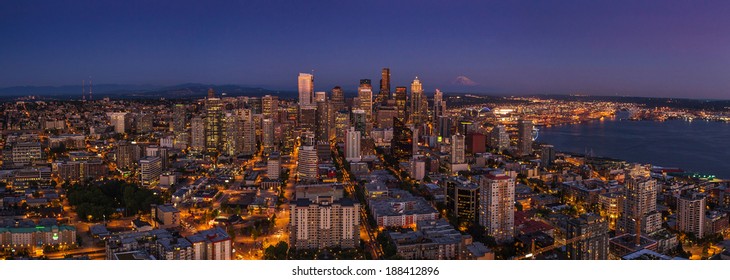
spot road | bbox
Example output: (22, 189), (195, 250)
(331, 143), (384, 259)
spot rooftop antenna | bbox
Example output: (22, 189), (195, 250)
(82, 80), (86, 101)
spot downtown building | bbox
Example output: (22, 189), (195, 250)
(516, 119), (533, 156)
(618, 167), (662, 235)
(478, 172), (515, 243)
(344, 126), (361, 162)
(289, 184), (360, 250)
(566, 213), (609, 260)
(677, 191), (706, 239)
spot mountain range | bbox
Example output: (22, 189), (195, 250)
(0, 83), (297, 99)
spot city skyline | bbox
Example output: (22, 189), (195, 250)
(2, 1), (730, 98)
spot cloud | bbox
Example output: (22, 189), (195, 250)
(452, 75), (478, 86)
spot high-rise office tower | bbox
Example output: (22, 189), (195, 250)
(190, 116), (206, 152)
(618, 167), (661, 235)
(262, 118), (275, 153)
(479, 172), (515, 243)
(298, 73), (314, 108)
(249, 96), (262, 115)
(351, 109), (367, 136)
(357, 79), (373, 120)
(173, 104), (188, 147)
(316, 101), (329, 142)
(345, 127), (361, 163)
(242, 119), (256, 156)
(376, 68), (391, 104)
(334, 110), (350, 143)
(394, 86), (408, 122)
(409, 77), (427, 125)
(262, 95), (278, 119)
(517, 120), (533, 156)
(205, 91), (224, 153)
(223, 113), (241, 156)
(331, 86), (345, 112)
(451, 134), (465, 164)
(677, 192), (706, 239)
(438, 116), (452, 140)
(433, 89), (446, 125)
(540, 144), (556, 167)
(298, 145), (318, 182)
(490, 125), (510, 152)
(391, 117), (414, 161)
(567, 213), (609, 260)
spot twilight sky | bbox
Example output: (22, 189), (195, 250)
(1, 0), (729, 98)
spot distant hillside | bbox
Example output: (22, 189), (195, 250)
(0, 83), (297, 99)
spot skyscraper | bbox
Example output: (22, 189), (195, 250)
(205, 91), (223, 153)
(351, 109), (367, 136)
(298, 145), (318, 182)
(223, 112), (241, 156)
(262, 95), (278, 119)
(567, 213), (609, 260)
(409, 77), (427, 125)
(618, 166), (662, 235)
(190, 116), (206, 152)
(490, 125), (510, 152)
(479, 172), (515, 243)
(432, 89), (446, 124)
(391, 117), (413, 161)
(298, 73), (314, 108)
(344, 127), (361, 163)
(376, 68), (390, 104)
(334, 110), (350, 143)
(451, 134), (465, 164)
(677, 192), (706, 239)
(395, 86), (408, 121)
(517, 120), (533, 156)
(331, 86), (345, 112)
(262, 118), (275, 153)
(358, 79), (373, 120)
(173, 104), (188, 147)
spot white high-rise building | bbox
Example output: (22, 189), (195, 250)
(677, 192), (706, 239)
(479, 172), (515, 243)
(298, 73), (314, 108)
(139, 157), (162, 187)
(618, 166), (661, 235)
(289, 185), (360, 250)
(298, 145), (318, 182)
(451, 134), (465, 164)
(109, 112), (129, 134)
(344, 127), (361, 162)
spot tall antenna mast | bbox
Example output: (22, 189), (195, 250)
(89, 77), (93, 100)
(82, 80), (86, 101)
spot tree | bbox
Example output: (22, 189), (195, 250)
(263, 241), (289, 260)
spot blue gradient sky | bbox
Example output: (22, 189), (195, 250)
(1, 1), (729, 98)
